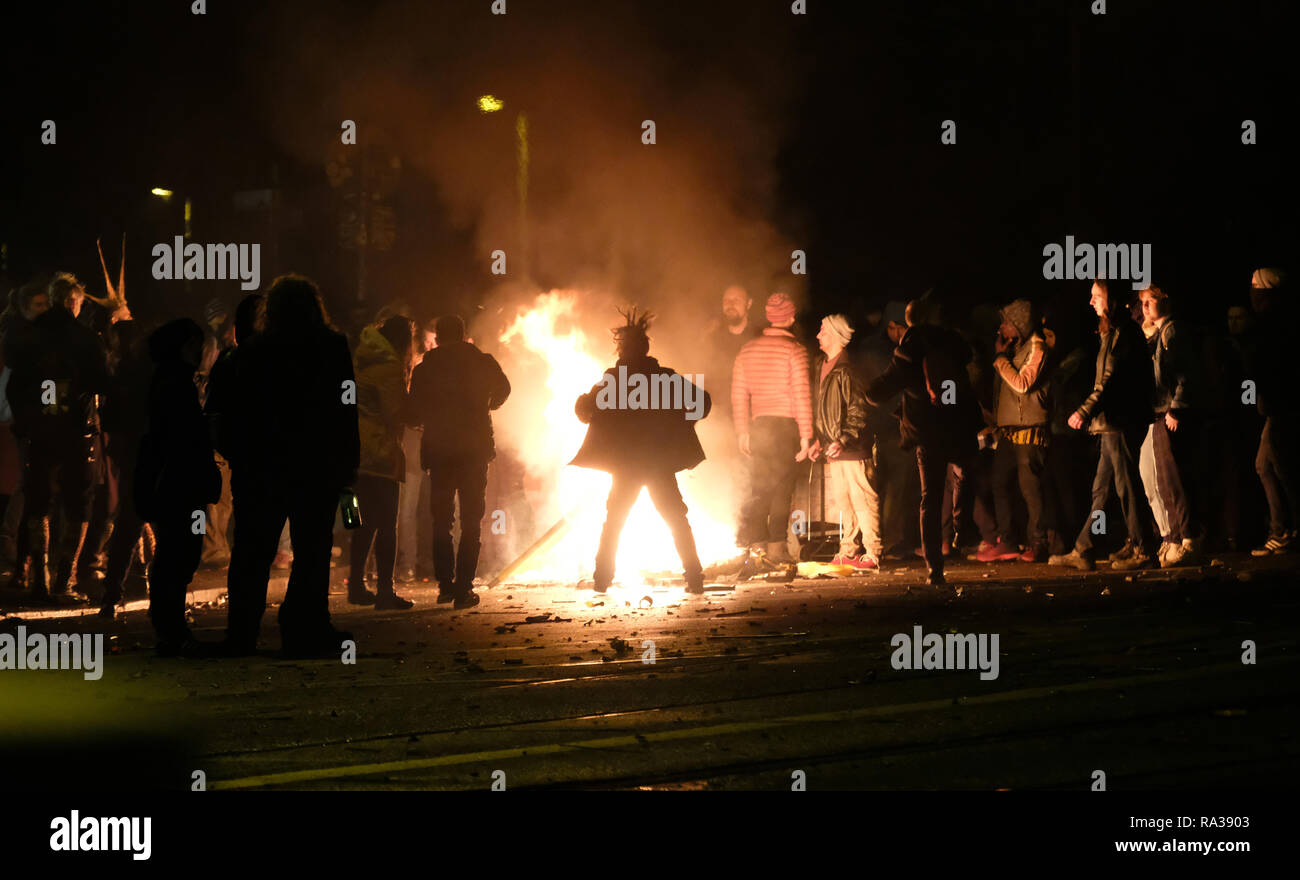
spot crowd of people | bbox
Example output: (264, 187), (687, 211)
(0, 262), (1292, 655)
(0, 273), (509, 657)
(703, 269), (1294, 587)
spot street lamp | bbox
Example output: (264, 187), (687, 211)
(476, 96), (529, 278)
(151, 187), (191, 240)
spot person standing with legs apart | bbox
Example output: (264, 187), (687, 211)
(134, 320), (222, 656)
(573, 308), (711, 594)
(809, 313), (882, 572)
(731, 292), (813, 567)
(407, 315), (510, 609)
(1050, 279), (1155, 571)
(865, 299), (982, 587)
(348, 315), (417, 609)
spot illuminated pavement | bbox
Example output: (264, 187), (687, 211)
(3, 552), (1298, 790)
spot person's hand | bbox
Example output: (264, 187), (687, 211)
(1068, 411), (1085, 431)
(826, 440), (843, 460)
(738, 433), (751, 457)
(795, 437), (813, 462)
(994, 334), (1011, 355)
(1165, 411), (1179, 432)
(807, 440), (822, 462)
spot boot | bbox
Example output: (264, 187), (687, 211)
(765, 542), (796, 566)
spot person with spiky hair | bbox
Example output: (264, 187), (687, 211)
(572, 307), (711, 594)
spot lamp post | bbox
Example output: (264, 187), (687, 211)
(478, 95), (529, 279)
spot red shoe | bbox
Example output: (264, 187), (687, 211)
(975, 539), (1021, 563)
(847, 555), (879, 572)
(1018, 542), (1047, 563)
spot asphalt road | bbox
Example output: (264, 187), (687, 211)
(3, 552), (1297, 791)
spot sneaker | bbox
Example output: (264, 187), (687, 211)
(848, 555), (879, 572)
(1018, 542), (1046, 563)
(374, 591), (414, 610)
(976, 539), (1021, 563)
(1107, 540), (1135, 563)
(1181, 538), (1203, 565)
(453, 590), (481, 610)
(1048, 549), (1095, 571)
(964, 540), (994, 562)
(1160, 541), (1187, 568)
(436, 583), (457, 603)
(1112, 548), (1153, 571)
(1251, 532), (1293, 557)
(1155, 541), (1171, 565)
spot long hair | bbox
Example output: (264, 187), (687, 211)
(1094, 278), (1131, 337)
(264, 274), (332, 340)
(379, 315), (418, 387)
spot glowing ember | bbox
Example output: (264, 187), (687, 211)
(496, 291), (737, 587)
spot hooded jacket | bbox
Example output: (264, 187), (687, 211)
(865, 323), (982, 458)
(571, 356), (710, 475)
(408, 339), (510, 466)
(354, 325), (408, 482)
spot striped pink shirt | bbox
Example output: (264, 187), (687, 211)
(731, 328), (813, 438)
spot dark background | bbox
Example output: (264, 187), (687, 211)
(2, 0), (1295, 331)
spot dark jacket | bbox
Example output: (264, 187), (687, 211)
(812, 351), (870, 454)
(1249, 303), (1297, 417)
(1152, 318), (1206, 414)
(1075, 319), (1153, 433)
(233, 327), (360, 490)
(865, 324), (982, 458)
(408, 340), (510, 466)
(992, 333), (1051, 428)
(4, 306), (107, 441)
(571, 356), (710, 474)
(135, 324), (221, 521)
(202, 344), (242, 462)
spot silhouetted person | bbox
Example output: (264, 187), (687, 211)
(573, 308), (710, 594)
(407, 314), (509, 608)
(866, 299), (982, 587)
(1248, 267), (1297, 556)
(134, 319), (221, 656)
(349, 315), (417, 610)
(230, 276), (359, 657)
(98, 319), (152, 618)
(5, 273), (108, 599)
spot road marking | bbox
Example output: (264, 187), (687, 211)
(211, 658), (1295, 789)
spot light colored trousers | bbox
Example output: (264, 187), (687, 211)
(827, 458), (882, 560)
(1139, 424), (1170, 539)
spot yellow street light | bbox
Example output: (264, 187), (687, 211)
(151, 187), (174, 199)
(477, 95), (504, 113)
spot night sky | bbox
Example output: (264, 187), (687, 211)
(3, 0), (1295, 328)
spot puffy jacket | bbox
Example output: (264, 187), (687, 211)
(1076, 319), (1153, 433)
(812, 352), (870, 454)
(354, 325), (407, 482)
(571, 356), (710, 474)
(731, 328), (813, 439)
(408, 340), (510, 465)
(992, 333), (1050, 427)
